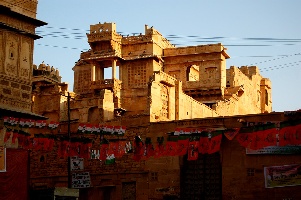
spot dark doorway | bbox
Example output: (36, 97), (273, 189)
(180, 153), (222, 200)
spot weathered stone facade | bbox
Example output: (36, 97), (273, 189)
(0, 0), (46, 114)
(72, 22), (271, 126)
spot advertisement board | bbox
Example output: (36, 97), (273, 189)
(264, 164), (301, 188)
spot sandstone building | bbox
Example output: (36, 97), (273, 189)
(27, 22), (279, 200)
(71, 22), (272, 125)
(3, 2), (298, 199)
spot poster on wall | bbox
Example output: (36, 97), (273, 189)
(72, 172), (91, 188)
(0, 147), (6, 172)
(70, 157), (84, 171)
(264, 164), (301, 188)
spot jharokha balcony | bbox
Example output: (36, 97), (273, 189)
(90, 78), (122, 91)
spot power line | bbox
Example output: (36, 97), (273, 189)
(260, 60), (301, 72)
(250, 53), (301, 65)
(36, 26), (301, 43)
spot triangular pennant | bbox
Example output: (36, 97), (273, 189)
(224, 128), (240, 140)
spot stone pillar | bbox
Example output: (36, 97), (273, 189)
(112, 59), (116, 79)
(91, 65), (95, 81)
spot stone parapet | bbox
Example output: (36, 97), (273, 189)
(164, 44), (225, 57)
(87, 32), (122, 43)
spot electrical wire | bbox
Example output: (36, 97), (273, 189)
(34, 26), (301, 72)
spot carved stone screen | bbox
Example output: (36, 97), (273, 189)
(128, 65), (147, 87)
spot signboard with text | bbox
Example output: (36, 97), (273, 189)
(72, 172), (91, 188)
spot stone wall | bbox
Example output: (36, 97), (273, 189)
(0, 31), (33, 112)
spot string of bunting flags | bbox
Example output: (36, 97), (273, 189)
(3, 117), (59, 129)
(3, 116), (301, 164)
(78, 123), (126, 135)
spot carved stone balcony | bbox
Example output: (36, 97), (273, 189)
(90, 79), (122, 91)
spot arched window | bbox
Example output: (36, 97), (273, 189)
(265, 89), (269, 106)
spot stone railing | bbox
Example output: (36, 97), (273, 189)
(90, 79), (122, 90)
(164, 44), (223, 56)
(87, 32), (122, 43)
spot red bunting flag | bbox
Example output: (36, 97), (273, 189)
(177, 139), (189, 156)
(47, 139), (55, 152)
(262, 128), (277, 147)
(236, 133), (252, 148)
(57, 140), (70, 158)
(249, 132), (265, 150)
(22, 136), (32, 150)
(17, 134), (26, 147)
(100, 144), (109, 161)
(295, 123), (301, 145)
(187, 141), (199, 161)
(224, 128), (240, 140)
(12, 131), (18, 144)
(115, 141), (127, 158)
(80, 143), (92, 159)
(199, 136), (210, 154)
(165, 141), (178, 156)
(133, 138), (144, 161)
(154, 143), (165, 158)
(69, 142), (81, 157)
(144, 143), (155, 159)
(4, 131), (11, 143)
(108, 142), (119, 156)
(208, 134), (223, 154)
(279, 125), (295, 146)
